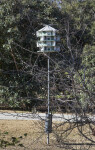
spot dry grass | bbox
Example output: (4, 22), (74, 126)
(0, 120), (62, 150)
(0, 109), (95, 150)
(0, 110), (32, 113)
(0, 120), (95, 150)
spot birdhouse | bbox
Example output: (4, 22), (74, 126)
(36, 25), (60, 52)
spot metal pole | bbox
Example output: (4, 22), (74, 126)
(47, 56), (50, 145)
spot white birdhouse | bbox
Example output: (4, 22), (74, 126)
(36, 25), (60, 52)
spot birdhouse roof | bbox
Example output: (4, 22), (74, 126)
(37, 25), (57, 32)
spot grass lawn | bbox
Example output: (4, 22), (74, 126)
(0, 119), (95, 150)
